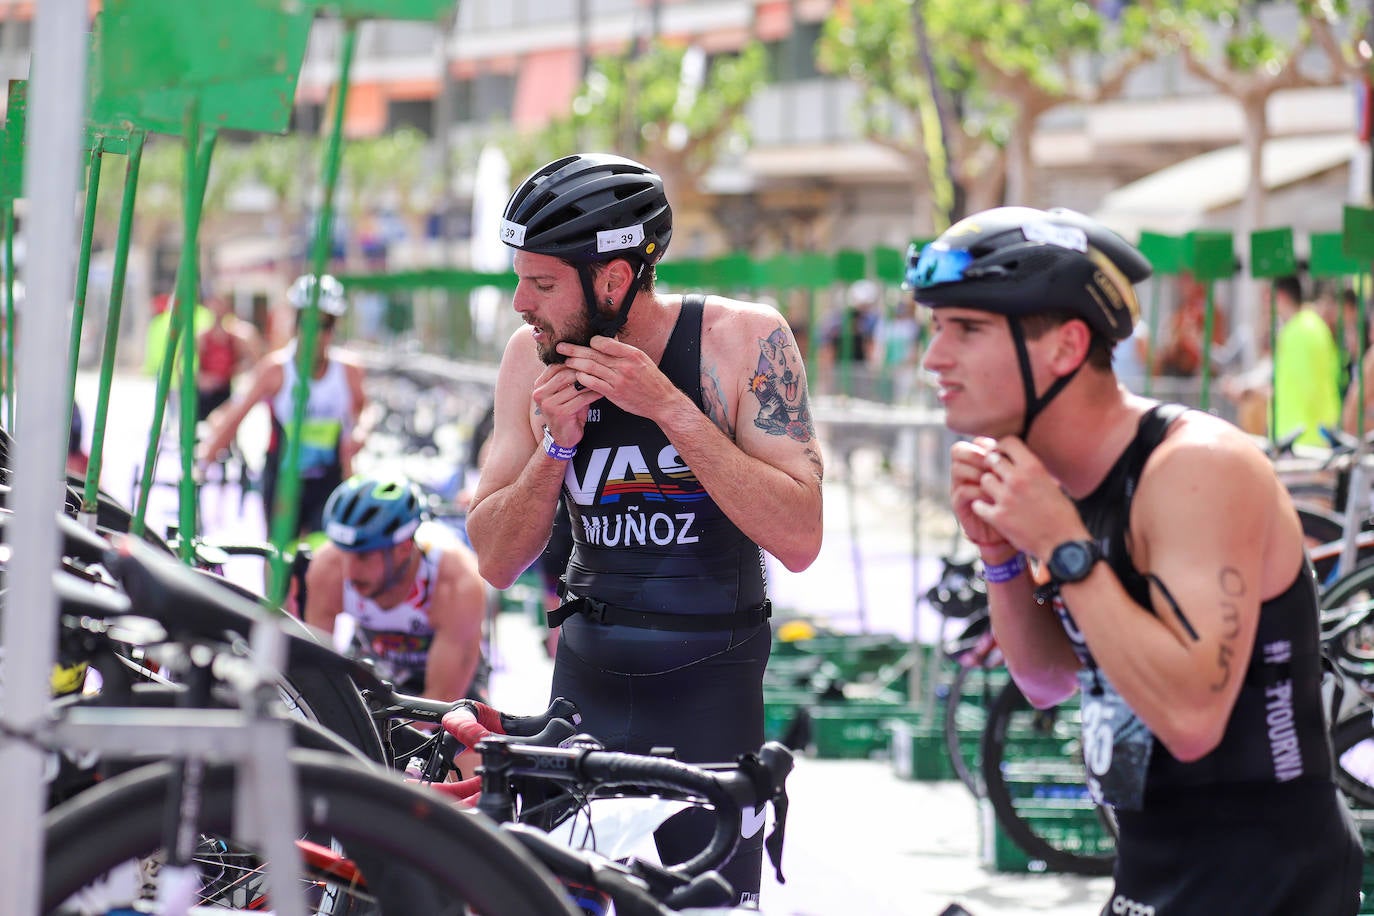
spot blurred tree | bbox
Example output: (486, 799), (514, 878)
(340, 126), (429, 270)
(1150, 0), (1359, 233)
(818, 0), (1159, 228)
(506, 40), (768, 211)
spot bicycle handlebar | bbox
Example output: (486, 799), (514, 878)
(474, 739), (794, 883)
(504, 824), (735, 916)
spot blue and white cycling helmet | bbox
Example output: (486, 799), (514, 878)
(323, 475), (426, 552)
(288, 273), (348, 317)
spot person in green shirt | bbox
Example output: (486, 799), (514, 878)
(1271, 274), (1341, 447)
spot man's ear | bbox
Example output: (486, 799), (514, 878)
(602, 258), (637, 301)
(1049, 319), (1093, 377)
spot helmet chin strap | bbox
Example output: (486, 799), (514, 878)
(578, 262), (648, 338)
(1008, 317), (1084, 440)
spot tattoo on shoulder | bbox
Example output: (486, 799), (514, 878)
(750, 324), (813, 441)
(701, 367), (735, 438)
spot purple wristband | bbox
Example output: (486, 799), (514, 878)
(542, 426), (576, 461)
(983, 552), (1026, 584)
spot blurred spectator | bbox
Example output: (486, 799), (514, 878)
(1152, 273), (1227, 379)
(1336, 288), (1369, 399)
(67, 403), (88, 479)
(198, 274), (370, 538)
(144, 292), (211, 380)
(819, 279), (880, 396)
(195, 290), (262, 425)
(876, 295), (922, 403)
(1268, 275), (1340, 446)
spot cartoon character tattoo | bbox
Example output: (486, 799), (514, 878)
(751, 325), (812, 441)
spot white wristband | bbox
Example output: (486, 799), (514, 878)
(542, 426), (576, 461)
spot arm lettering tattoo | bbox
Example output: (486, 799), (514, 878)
(751, 324), (814, 441)
(1208, 566), (1246, 693)
(701, 367), (735, 438)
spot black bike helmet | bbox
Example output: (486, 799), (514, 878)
(907, 206), (1148, 341)
(501, 153), (673, 336)
(906, 206), (1151, 437)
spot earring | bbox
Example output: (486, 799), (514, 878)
(605, 297), (614, 306)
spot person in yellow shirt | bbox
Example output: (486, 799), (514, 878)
(1270, 275), (1340, 447)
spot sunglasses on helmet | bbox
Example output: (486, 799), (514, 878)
(903, 242), (973, 291)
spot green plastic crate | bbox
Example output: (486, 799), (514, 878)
(978, 798), (1113, 874)
(807, 701), (923, 759)
(498, 568), (544, 616)
(762, 689), (812, 743)
(890, 720), (956, 781)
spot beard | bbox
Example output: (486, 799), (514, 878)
(536, 303), (614, 365)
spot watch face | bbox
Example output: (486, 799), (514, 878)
(1051, 541), (1095, 582)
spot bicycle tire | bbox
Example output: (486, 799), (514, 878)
(942, 663), (1001, 798)
(1331, 710), (1374, 812)
(192, 570), (389, 767)
(1296, 504), (1345, 548)
(43, 749), (581, 916)
(979, 680), (1116, 877)
(1321, 559), (1374, 614)
(278, 624), (388, 766)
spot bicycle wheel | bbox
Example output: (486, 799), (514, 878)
(979, 680), (1116, 876)
(1297, 503), (1345, 548)
(1331, 710), (1374, 811)
(942, 663), (1005, 798)
(43, 749), (581, 916)
(1321, 559), (1374, 615)
(195, 571), (388, 766)
(278, 629), (387, 765)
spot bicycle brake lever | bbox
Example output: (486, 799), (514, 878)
(765, 785), (788, 885)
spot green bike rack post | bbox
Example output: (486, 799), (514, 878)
(267, 1), (458, 602)
(1311, 231), (1365, 438)
(1183, 229), (1235, 412)
(1137, 231), (1184, 399)
(0, 78), (26, 430)
(1342, 207), (1374, 442)
(1249, 227), (1297, 445)
(92, 0), (313, 556)
(79, 128), (146, 520)
(269, 19), (359, 605)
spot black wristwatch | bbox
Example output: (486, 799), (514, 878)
(1047, 539), (1102, 584)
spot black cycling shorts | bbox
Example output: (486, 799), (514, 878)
(261, 462), (341, 537)
(551, 618), (771, 903)
(1106, 780), (1362, 916)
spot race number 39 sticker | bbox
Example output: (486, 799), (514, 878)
(1078, 668), (1153, 810)
(597, 223), (644, 253)
(501, 219), (527, 246)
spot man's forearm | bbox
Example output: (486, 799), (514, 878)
(985, 571), (1080, 708)
(467, 458), (565, 589)
(656, 399), (822, 571)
